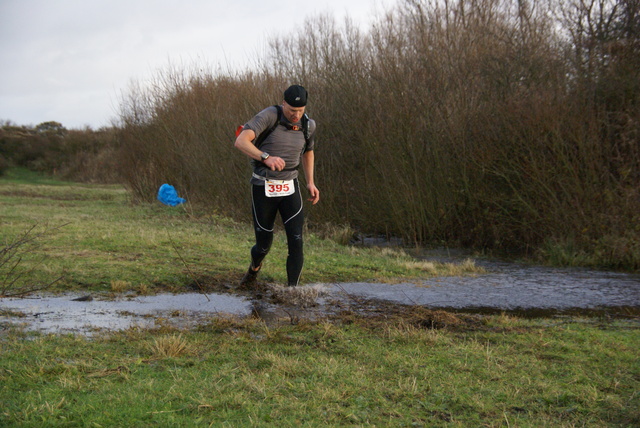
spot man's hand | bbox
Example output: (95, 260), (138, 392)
(307, 184), (320, 205)
(235, 130), (285, 171)
(264, 156), (286, 171)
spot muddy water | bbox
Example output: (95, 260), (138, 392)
(0, 293), (253, 335)
(2, 257), (639, 335)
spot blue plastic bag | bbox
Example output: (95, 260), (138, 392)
(157, 184), (186, 206)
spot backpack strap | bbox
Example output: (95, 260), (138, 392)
(301, 114), (310, 143)
(254, 105), (282, 149)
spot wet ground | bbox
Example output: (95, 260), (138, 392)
(328, 259), (640, 317)
(2, 256), (639, 335)
(0, 293), (254, 336)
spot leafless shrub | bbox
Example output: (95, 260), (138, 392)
(0, 224), (66, 297)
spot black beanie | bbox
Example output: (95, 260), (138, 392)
(284, 85), (308, 107)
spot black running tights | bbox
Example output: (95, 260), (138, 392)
(250, 179), (304, 286)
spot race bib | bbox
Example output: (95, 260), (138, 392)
(265, 179), (295, 197)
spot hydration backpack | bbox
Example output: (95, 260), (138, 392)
(236, 105), (310, 149)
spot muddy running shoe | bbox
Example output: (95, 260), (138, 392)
(239, 264), (261, 287)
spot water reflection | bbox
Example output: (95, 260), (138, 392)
(0, 292), (252, 335)
(330, 256), (640, 315)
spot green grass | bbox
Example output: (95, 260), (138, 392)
(0, 169), (482, 293)
(1, 170), (638, 426)
(0, 315), (638, 426)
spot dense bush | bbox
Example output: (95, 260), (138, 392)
(0, 122), (121, 183)
(111, 0), (639, 270)
(0, 154), (8, 176)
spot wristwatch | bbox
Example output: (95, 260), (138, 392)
(260, 152), (270, 161)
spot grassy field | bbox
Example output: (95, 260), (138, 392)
(0, 169), (480, 295)
(1, 314), (638, 427)
(1, 170), (639, 426)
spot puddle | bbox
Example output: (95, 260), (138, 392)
(2, 258), (639, 335)
(0, 292), (252, 335)
(328, 257), (640, 317)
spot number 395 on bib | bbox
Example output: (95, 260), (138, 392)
(265, 179), (295, 197)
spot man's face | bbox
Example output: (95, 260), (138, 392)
(282, 102), (305, 123)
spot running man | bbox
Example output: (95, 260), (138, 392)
(234, 85), (320, 287)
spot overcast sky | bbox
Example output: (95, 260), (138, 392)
(0, 0), (391, 129)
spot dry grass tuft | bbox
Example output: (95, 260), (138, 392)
(401, 260), (440, 273)
(148, 333), (192, 358)
(411, 310), (464, 329)
(315, 223), (356, 245)
(401, 258), (485, 276)
(110, 280), (130, 293)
